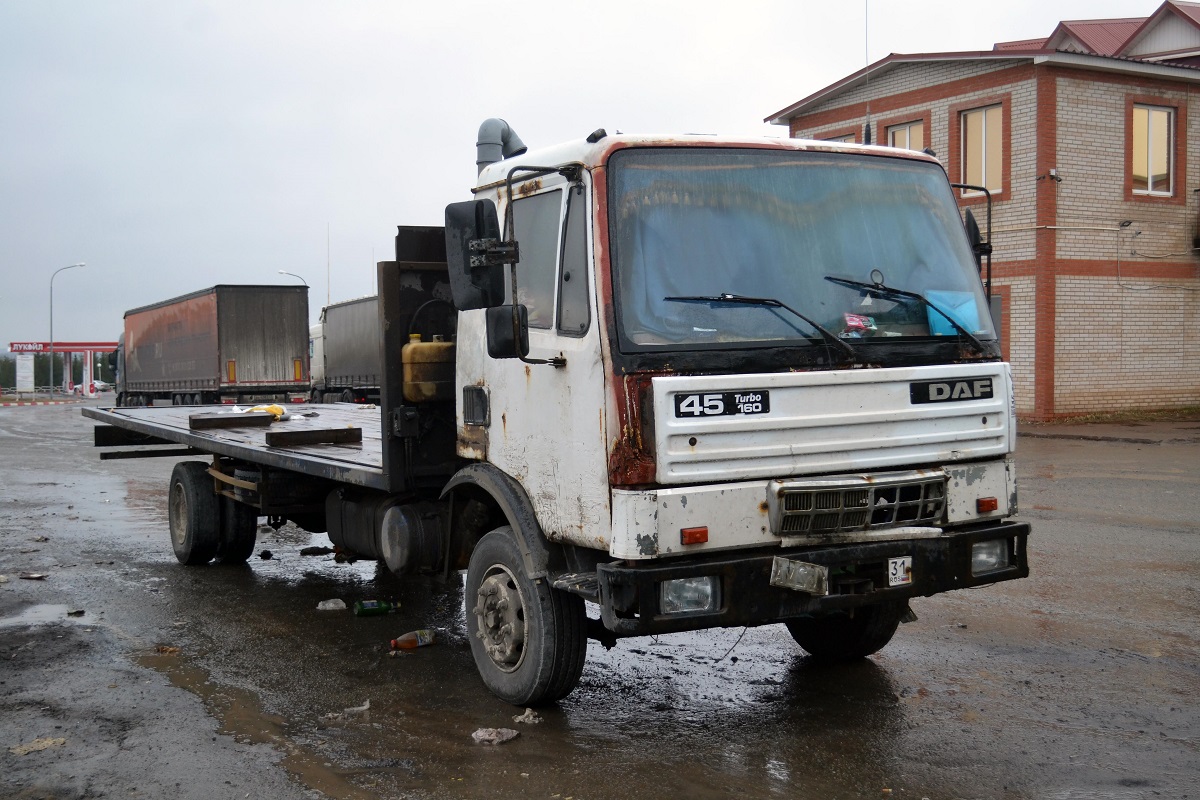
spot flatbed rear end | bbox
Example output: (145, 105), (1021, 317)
(83, 403), (387, 488)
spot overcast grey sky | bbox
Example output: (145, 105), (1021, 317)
(0, 0), (1157, 350)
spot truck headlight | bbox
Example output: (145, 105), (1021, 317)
(659, 576), (720, 615)
(971, 539), (1010, 575)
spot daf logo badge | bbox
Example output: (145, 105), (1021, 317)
(910, 377), (994, 404)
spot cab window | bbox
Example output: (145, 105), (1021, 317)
(508, 189), (562, 329)
(557, 186), (590, 336)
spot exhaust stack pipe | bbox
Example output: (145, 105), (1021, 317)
(476, 118), (527, 175)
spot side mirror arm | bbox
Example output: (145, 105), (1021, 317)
(953, 184), (993, 299)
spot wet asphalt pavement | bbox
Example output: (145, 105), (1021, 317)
(1, 399), (1198, 799)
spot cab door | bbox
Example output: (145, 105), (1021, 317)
(480, 172), (611, 549)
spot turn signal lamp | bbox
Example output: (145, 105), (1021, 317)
(976, 497), (999, 514)
(681, 526), (708, 545)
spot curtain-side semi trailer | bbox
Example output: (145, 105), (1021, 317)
(114, 284), (310, 407)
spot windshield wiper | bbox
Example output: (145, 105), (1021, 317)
(663, 292), (860, 362)
(823, 276), (988, 355)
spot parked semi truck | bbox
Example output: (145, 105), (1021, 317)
(113, 284), (310, 407)
(309, 295), (380, 403)
(309, 294), (455, 404)
(86, 122), (1030, 705)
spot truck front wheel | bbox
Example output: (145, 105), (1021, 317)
(465, 527), (587, 706)
(785, 601), (905, 662)
(168, 462), (219, 565)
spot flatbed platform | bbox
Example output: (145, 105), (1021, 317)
(83, 403), (389, 489)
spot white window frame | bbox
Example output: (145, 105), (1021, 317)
(960, 104), (1002, 196)
(887, 121), (924, 151)
(1132, 103), (1174, 196)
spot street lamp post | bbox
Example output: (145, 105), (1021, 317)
(50, 262), (86, 393)
(277, 270), (308, 286)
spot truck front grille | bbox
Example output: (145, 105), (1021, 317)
(774, 475), (945, 535)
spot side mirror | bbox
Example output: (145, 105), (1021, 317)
(964, 209), (991, 271)
(445, 199), (504, 310)
(486, 305), (529, 360)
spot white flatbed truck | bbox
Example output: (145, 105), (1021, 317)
(86, 122), (1030, 705)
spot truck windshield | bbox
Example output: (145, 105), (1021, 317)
(607, 147), (995, 351)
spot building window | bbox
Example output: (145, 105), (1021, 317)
(887, 121), (924, 151)
(1132, 104), (1173, 195)
(823, 133), (856, 143)
(961, 105), (1002, 193)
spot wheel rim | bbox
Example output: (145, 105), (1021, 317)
(473, 563), (527, 673)
(169, 481), (188, 548)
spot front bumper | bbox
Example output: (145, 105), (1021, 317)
(596, 520), (1030, 636)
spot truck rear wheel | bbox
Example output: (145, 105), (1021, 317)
(785, 601), (905, 662)
(168, 462), (219, 565)
(216, 496), (258, 564)
(465, 527), (587, 706)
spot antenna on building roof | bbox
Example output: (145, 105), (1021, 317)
(864, 0), (869, 68)
(863, 0), (872, 144)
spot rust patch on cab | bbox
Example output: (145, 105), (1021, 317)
(608, 373), (657, 486)
(458, 424), (488, 461)
(517, 178), (543, 197)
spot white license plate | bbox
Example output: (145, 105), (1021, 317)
(888, 556), (913, 587)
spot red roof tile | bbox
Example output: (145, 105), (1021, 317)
(1054, 18), (1146, 55)
(1114, 1), (1200, 57)
(767, 1), (1200, 125)
(994, 37), (1048, 51)
(1168, 0), (1200, 27)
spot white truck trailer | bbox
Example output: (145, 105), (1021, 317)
(85, 122), (1030, 705)
(311, 295), (383, 403)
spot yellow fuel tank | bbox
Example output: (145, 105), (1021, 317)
(402, 334), (455, 403)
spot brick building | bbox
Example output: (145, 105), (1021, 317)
(767, 1), (1200, 420)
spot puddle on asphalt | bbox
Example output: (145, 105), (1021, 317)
(0, 603), (88, 629)
(137, 649), (381, 800)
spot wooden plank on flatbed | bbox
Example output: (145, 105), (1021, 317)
(265, 427), (362, 447)
(189, 411), (276, 430)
